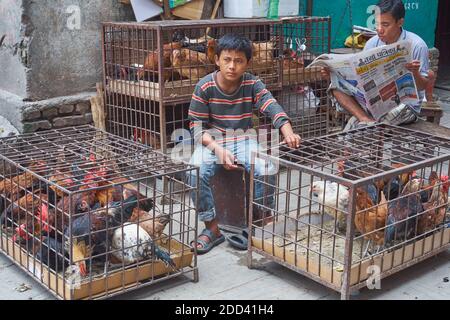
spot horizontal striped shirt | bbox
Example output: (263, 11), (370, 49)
(188, 71), (290, 141)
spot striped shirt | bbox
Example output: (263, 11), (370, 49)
(188, 71), (290, 141)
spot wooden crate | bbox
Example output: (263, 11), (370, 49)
(282, 66), (324, 86)
(1, 234), (194, 300)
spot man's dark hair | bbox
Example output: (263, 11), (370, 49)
(216, 34), (253, 61)
(376, 0), (406, 21)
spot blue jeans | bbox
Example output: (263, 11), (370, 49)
(187, 138), (276, 222)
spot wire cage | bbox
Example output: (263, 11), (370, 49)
(0, 125), (198, 300)
(248, 124), (450, 299)
(102, 17), (331, 153)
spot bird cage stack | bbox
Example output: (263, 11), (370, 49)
(102, 17), (334, 153)
(0, 126), (198, 300)
(248, 124), (450, 299)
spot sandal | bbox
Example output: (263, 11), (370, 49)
(226, 228), (250, 251)
(191, 228), (225, 255)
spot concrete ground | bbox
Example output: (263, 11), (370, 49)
(1, 90), (450, 301)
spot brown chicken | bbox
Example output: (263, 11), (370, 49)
(206, 38), (217, 64)
(138, 42), (183, 81)
(171, 48), (213, 80)
(282, 48), (304, 70)
(128, 207), (169, 239)
(355, 184), (388, 254)
(417, 175), (449, 235)
(1, 191), (48, 227)
(0, 161), (45, 208)
(251, 41), (275, 75)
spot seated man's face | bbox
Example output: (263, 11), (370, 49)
(215, 50), (249, 82)
(375, 12), (404, 44)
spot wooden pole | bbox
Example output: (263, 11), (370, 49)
(205, 0), (222, 36)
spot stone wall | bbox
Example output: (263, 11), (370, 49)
(21, 93), (95, 133)
(0, 1), (134, 133)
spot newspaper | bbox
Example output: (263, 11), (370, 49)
(307, 40), (419, 120)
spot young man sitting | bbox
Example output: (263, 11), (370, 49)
(187, 34), (301, 254)
(323, 0), (431, 130)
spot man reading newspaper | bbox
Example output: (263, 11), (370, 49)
(320, 0), (431, 130)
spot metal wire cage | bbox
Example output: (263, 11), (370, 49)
(248, 124), (450, 299)
(0, 125), (198, 300)
(102, 17), (332, 153)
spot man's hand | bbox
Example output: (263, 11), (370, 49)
(280, 122), (301, 149)
(320, 67), (331, 80)
(215, 147), (238, 171)
(405, 60), (421, 74)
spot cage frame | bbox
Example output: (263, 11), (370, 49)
(102, 16), (333, 154)
(0, 125), (199, 300)
(247, 123), (450, 300)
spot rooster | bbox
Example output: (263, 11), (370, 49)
(311, 181), (349, 232)
(171, 48), (213, 80)
(65, 189), (151, 277)
(417, 175), (449, 235)
(385, 178), (424, 247)
(111, 222), (176, 268)
(355, 184), (388, 255)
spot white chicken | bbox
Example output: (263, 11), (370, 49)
(111, 223), (176, 269)
(311, 181), (350, 232)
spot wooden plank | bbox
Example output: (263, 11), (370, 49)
(172, 0), (206, 20)
(252, 228), (450, 290)
(106, 78), (196, 101)
(282, 66), (324, 86)
(404, 119), (450, 139)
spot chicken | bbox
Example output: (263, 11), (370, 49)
(49, 171), (76, 198)
(355, 184), (388, 255)
(132, 128), (161, 150)
(1, 191), (48, 227)
(35, 237), (68, 272)
(385, 178), (424, 247)
(128, 207), (169, 239)
(65, 189), (150, 276)
(251, 41), (275, 75)
(174, 33), (216, 60)
(382, 163), (416, 200)
(171, 48), (212, 80)
(138, 42), (183, 81)
(417, 175), (449, 235)
(111, 222), (175, 268)
(338, 160), (414, 196)
(282, 48), (304, 70)
(206, 38), (217, 64)
(311, 181), (349, 232)
(419, 171), (439, 203)
(0, 161), (46, 213)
